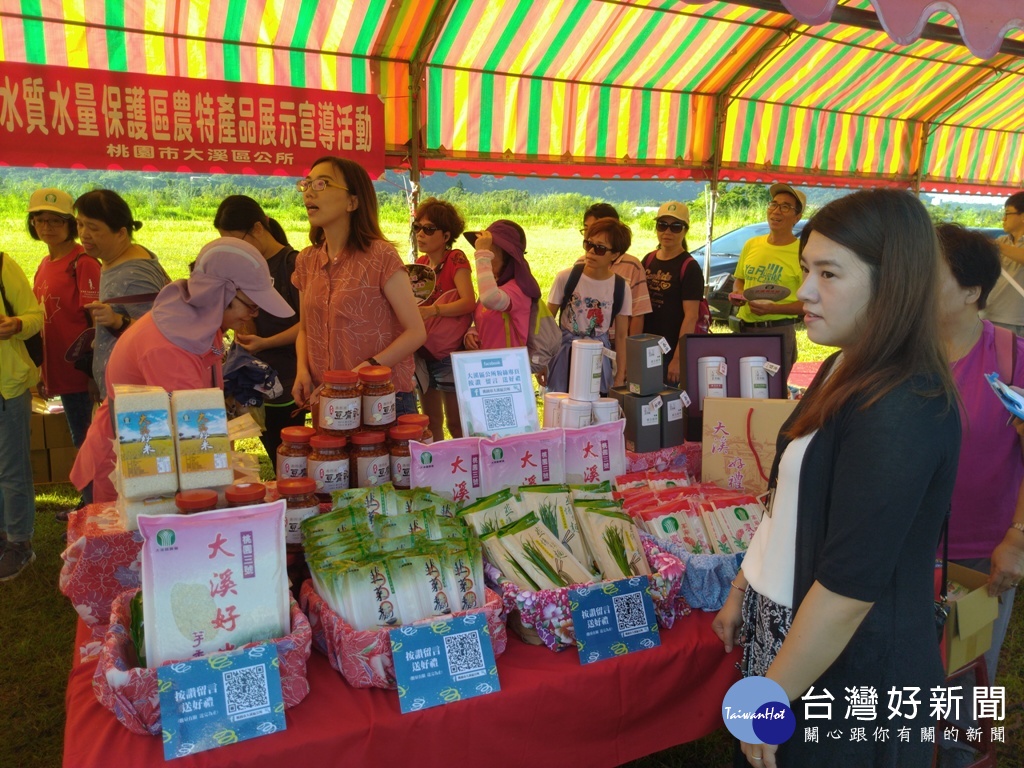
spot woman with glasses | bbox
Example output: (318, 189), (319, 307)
(70, 238), (295, 504)
(291, 157), (426, 422)
(713, 190), (960, 768)
(214, 195), (304, 466)
(411, 197), (475, 440)
(546, 217), (632, 394)
(642, 201), (705, 386)
(75, 189), (170, 401)
(27, 188), (101, 517)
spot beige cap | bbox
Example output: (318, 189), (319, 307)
(28, 188), (74, 216)
(769, 183), (807, 214)
(656, 201), (690, 225)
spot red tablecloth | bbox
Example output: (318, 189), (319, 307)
(66, 611), (740, 768)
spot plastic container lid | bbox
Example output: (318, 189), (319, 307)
(397, 414), (430, 428)
(323, 370), (360, 385)
(277, 478), (317, 496)
(310, 434), (347, 449)
(358, 365), (393, 383)
(175, 489), (219, 512)
(280, 426), (316, 444)
(350, 430), (386, 445)
(388, 425), (423, 441)
(224, 482), (266, 505)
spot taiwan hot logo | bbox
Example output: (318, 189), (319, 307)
(722, 677), (796, 748)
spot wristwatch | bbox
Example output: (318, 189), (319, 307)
(368, 356), (380, 366)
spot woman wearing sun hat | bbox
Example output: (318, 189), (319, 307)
(70, 237), (296, 504)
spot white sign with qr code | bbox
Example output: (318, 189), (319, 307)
(451, 347), (540, 438)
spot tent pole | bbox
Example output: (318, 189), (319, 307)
(912, 121), (932, 198)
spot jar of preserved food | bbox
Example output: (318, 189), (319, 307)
(175, 489), (219, 515)
(277, 425), (316, 479)
(277, 477), (319, 553)
(388, 425), (423, 490)
(397, 413), (433, 444)
(349, 431), (391, 488)
(319, 370), (362, 436)
(224, 482), (266, 508)
(308, 434), (350, 499)
(359, 365), (396, 431)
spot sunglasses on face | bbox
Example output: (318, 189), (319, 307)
(768, 202), (796, 214)
(583, 239), (615, 257)
(656, 220), (685, 233)
(412, 223), (440, 235)
(296, 178), (349, 193)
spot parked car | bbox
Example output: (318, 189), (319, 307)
(692, 222), (1002, 322)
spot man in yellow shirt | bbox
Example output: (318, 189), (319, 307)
(730, 183), (806, 376)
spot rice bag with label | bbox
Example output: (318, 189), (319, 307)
(563, 420), (626, 485)
(113, 385), (178, 500)
(171, 388), (233, 491)
(410, 437), (482, 505)
(479, 429), (566, 495)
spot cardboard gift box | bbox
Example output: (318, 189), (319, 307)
(944, 563), (1000, 675)
(701, 397), (797, 494)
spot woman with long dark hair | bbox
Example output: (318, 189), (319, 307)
(215, 195), (304, 466)
(713, 189), (961, 767)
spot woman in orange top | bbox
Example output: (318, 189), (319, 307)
(291, 156), (426, 417)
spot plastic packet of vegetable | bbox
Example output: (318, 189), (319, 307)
(569, 480), (614, 502)
(444, 537), (486, 611)
(458, 488), (525, 537)
(302, 505), (365, 540)
(575, 503), (651, 580)
(129, 590), (146, 668)
(498, 511), (595, 590)
(390, 551), (453, 623)
(412, 488), (458, 518)
(334, 560), (402, 631)
(374, 508), (441, 541)
(479, 529), (538, 590)
(518, 484), (591, 567)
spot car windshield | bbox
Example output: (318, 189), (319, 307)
(691, 221), (806, 267)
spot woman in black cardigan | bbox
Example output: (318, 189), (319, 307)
(713, 189), (961, 768)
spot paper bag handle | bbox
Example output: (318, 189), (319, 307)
(746, 407), (770, 484)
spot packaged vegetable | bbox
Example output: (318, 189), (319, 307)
(497, 511), (594, 590)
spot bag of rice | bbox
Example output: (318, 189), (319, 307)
(117, 494), (177, 532)
(138, 500), (289, 666)
(410, 437), (482, 505)
(563, 420), (626, 485)
(113, 385), (177, 499)
(479, 430), (566, 495)
(171, 388), (233, 491)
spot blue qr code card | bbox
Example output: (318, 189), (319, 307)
(389, 612), (500, 714)
(157, 643), (286, 760)
(568, 577), (661, 665)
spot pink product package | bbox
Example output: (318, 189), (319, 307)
(562, 420), (626, 485)
(137, 501), (290, 668)
(300, 581), (507, 689)
(409, 437), (482, 506)
(479, 429), (566, 495)
(93, 588), (312, 735)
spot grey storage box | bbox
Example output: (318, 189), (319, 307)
(626, 334), (665, 396)
(622, 391), (662, 453)
(659, 387), (686, 448)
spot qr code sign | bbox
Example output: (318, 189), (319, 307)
(444, 630), (486, 681)
(223, 664), (272, 721)
(483, 396), (518, 431)
(612, 592), (648, 637)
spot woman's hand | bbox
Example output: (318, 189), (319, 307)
(535, 370), (547, 388)
(84, 302), (123, 329)
(740, 741), (778, 767)
(988, 534), (1024, 596)
(234, 332), (267, 354)
(464, 329), (481, 350)
(712, 589), (745, 653)
(419, 304), (437, 321)
(474, 231), (493, 253)
(613, 368), (626, 388)
(666, 352), (681, 385)
(0, 316), (21, 340)
(292, 369), (314, 408)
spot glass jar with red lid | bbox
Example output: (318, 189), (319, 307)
(350, 431), (391, 487)
(359, 366), (396, 431)
(388, 425), (423, 490)
(277, 477), (319, 553)
(224, 482), (266, 508)
(319, 370), (362, 436)
(308, 434), (350, 498)
(277, 425), (316, 479)
(175, 489), (219, 514)
(397, 413), (432, 444)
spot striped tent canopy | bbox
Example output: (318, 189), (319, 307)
(1, 0), (1022, 193)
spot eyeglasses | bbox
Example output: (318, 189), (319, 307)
(412, 223), (440, 235)
(583, 239), (615, 257)
(296, 178), (349, 193)
(1004, 210), (1021, 218)
(768, 202), (797, 214)
(32, 216), (67, 228)
(233, 294), (259, 315)
(656, 220), (685, 233)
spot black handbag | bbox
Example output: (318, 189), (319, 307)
(0, 252), (44, 367)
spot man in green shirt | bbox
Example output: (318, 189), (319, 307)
(730, 183), (806, 375)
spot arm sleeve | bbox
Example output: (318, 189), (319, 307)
(475, 250), (511, 311)
(291, 248), (312, 292)
(681, 259), (705, 301)
(5, 258), (45, 337)
(733, 241), (753, 280)
(619, 278), (633, 316)
(77, 256), (102, 306)
(814, 390), (959, 602)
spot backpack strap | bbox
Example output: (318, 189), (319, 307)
(995, 324), (1017, 385)
(0, 252), (12, 317)
(611, 274), (626, 321)
(558, 263), (586, 325)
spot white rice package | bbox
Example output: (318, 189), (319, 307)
(479, 429), (566, 495)
(113, 385), (177, 500)
(171, 388), (233, 491)
(563, 420), (626, 485)
(409, 436), (482, 505)
(138, 500), (289, 667)
(117, 493), (177, 532)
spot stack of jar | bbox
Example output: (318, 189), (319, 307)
(277, 365), (432, 492)
(173, 482), (268, 515)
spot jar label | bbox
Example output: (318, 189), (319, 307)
(309, 458), (350, 492)
(320, 396), (361, 431)
(277, 455), (307, 479)
(362, 393), (397, 427)
(285, 504), (319, 544)
(357, 454), (391, 487)
(391, 454), (411, 487)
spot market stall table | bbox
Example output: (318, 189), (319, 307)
(66, 610), (740, 768)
